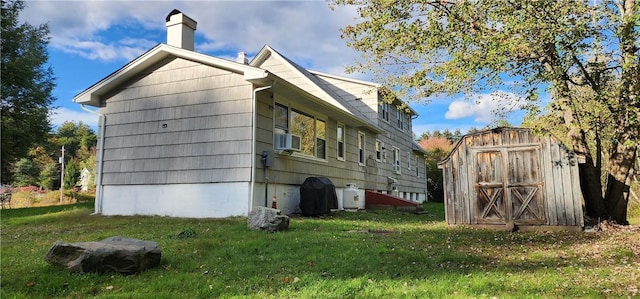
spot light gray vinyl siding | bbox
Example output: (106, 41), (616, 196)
(312, 75), (380, 125)
(99, 57), (253, 185)
(309, 73), (426, 194)
(260, 55), (319, 97)
(252, 50), (425, 195)
(254, 89), (424, 195)
(254, 90), (371, 189)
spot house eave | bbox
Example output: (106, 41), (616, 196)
(309, 70), (419, 117)
(73, 44), (267, 107)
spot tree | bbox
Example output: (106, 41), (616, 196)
(1, 0), (56, 184)
(63, 158), (79, 190)
(332, 0), (639, 224)
(419, 136), (454, 202)
(13, 158), (39, 187)
(53, 121), (97, 160)
(28, 145), (55, 170)
(38, 162), (58, 190)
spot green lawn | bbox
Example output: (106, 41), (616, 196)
(1, 202), (638, 299)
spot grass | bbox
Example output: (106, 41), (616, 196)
(5, 190), (95, 209)
(1, 202), (639, 299)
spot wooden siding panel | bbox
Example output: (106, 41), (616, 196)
(441, 128), (582, 228)
(559, 146), (577, 226)
(444, 161), (454, 224)
(541, 137), (559, 225)
(462, 142), (475, 224)
(550, 142), (568, 224)
(570, 155), (584, 226)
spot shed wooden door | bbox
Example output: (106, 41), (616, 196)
(475, 148), (545, 225)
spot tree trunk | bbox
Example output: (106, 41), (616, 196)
(554, 82), (607, 221)
(603, 124), (638, 225)
(603, 0), (639, 225)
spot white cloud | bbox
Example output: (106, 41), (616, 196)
(20, 1), (361, 73)
(445, 92), (525, 123)
(49, 107), (99, 129)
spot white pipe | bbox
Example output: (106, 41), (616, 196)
(249, 85), (272, 215)
(80, 104), (105, 215)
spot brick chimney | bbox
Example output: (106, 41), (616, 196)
(165, 9), (197, 50)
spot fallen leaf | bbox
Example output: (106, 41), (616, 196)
(284, 276), (290, 283)
(106, 285), (114, 291)
(293, 277), (300, 283)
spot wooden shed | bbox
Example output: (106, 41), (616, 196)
(438, 128), (584, 230)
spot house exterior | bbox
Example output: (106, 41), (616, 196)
(74, 10), (427, 218)
(438, 127), (584, 230)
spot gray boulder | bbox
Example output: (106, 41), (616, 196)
(248, 207), (290, 232)
(44, 236), (161, 275)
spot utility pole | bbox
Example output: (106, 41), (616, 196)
(60, 145), (65, 203)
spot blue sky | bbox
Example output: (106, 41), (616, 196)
(20, 0), (530, 137)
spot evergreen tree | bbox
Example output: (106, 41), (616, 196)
(38, 162), (57, 190)
(63, 158), (79, 190)
(1, 0), (56, 183)
(54, 121), (96, 160)
(13, 158), (39, 187)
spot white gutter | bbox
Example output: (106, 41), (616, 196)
(80, 104), (105, 215)
(249, 85), (273, 214)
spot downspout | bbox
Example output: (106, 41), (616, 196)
(249, 85), (272, 215)
(80, 104), (105, 215)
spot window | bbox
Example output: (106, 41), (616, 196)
(393, 147), (400, 174)
(380, 102), (389, 121)
(316, 119), (326, 159)
(358, 132), (365, 165)
(337, 123), (345, 161)
(415, 155), (420, 177)
(407, 151), (411, 170)
(276, 103), (326, 159)
(375, 140), (382, 161)
(274, 103), (289, 134)
(397, 109), (404, 129)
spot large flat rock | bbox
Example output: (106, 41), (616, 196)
(44, 236), (161, 275)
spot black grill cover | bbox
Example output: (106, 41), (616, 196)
(299, 177), (338, 216)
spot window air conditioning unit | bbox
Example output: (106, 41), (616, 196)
(274, 133), (302, 152)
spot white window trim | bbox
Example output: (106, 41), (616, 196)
(397, 109), (404, 129)
(275, 102), (327, 160)
(337, 122), (345, 161)
(393, 146), (401, 174)
(375, 139), (382, 162)
(380, 102), (390, 122)
(358, 131), (366, 166)
(315, 118), (327, 160)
